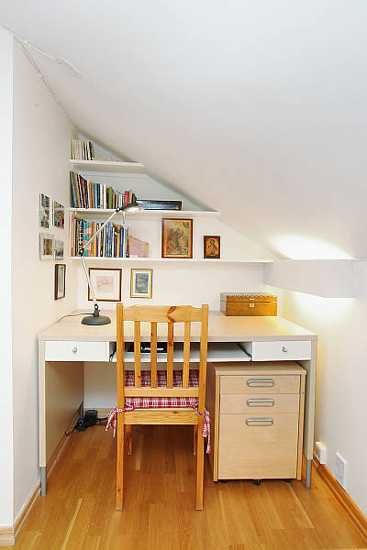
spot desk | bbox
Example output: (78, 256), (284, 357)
(38, 311), (317, 495)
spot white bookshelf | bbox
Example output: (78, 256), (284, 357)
(70, 207), (219, 220)
(70, 159), (145, 173)
(69, 256), (273, 264)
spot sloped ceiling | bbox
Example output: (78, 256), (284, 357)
(2, 1), (367, 259)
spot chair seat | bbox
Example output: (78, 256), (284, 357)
(124, 369), (199, 409)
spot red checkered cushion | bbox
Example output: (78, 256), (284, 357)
(124, 369), (199, 409)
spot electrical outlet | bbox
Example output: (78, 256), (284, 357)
(315, 441), (327, 464)
(335, 451), (347, 488)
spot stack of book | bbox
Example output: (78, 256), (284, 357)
(70, 172), (137, 209)
(71, 219), (129, 258)
(71, 139), (95, 160)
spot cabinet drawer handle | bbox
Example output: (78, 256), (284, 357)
(247, 398), (274, 407)
(281, 345), (288, 353)
(71, 346), (78, 354)
(246, 378), (274, 388)
(246, 417), (274, 427)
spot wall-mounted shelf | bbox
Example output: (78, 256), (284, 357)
(69, 159), (145, 173)
(69, 256), (273, 264)
(70, 207), (219, 219)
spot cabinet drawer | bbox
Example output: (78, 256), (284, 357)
(45, 340), (110, 362)
(220, 374), (300, 395)
(245, 340), (311, 361)
(220, 393), (299, 414)
(218, 413), (299, 479)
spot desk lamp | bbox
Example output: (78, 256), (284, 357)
(80, 200), (142, 325)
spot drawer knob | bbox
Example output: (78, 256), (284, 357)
(246, 417), (274, 427)
(281, 346), (288, 353)
(247, 378), (274, 388)
(247, 398), (275, 407)
(72, 346), (78, 354)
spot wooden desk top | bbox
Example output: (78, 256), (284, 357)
(39, 311), (316, 343)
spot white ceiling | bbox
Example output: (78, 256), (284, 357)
(2, 1), (367, 259)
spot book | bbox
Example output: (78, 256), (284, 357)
(70, 172), (137, 209)
(71, 139), (95, 160)
(71, 218), (129, 258)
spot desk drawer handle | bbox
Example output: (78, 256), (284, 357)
(247, 398), (274, 407)
(247, 378), (274, 388)
(246, 417), (274, 427)
(282, 346), (288, 353)
(71, 346), (78, 354)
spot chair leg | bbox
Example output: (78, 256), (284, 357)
(193, 426), (197, 455)
(115, 416), (125, 511)
(126, 425), (133, 456)
(195, 419), (205, 511)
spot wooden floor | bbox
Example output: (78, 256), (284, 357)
(8, 425), (367, 550)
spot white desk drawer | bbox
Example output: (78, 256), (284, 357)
(244, 340), (311, 361)
(45, 341), (110, 362)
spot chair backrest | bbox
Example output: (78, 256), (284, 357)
(116, 304), (209, 410)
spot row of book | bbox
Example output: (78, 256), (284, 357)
(70, 172), (137, 209)
(71, 219), (128, 258)
(71, 139), (95, 160)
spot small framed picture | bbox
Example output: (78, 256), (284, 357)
(162, 218), (193, 258)
(39, 233), (54, 260)
(54, 264), (66, 300)
(88, 268), (122, 302)
(54, 240), (64, 260)
(130, 269), (153, 299)
(39, 193), (51, 229)
(53, 200), (65, 229)
(204, 235), (221, 259)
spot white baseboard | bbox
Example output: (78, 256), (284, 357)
(0, 527), (15, 546)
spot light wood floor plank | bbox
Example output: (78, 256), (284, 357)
(6, 425), (367, 550)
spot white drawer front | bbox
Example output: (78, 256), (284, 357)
(249, 340), (311, 361)
(45, 341), (110, 362)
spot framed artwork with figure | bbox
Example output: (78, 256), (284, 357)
(161, 218), (193, 259)
(204, 235), (220, 259)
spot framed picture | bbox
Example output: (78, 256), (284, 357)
(161, 218), (193, 258)
(39, 193), (51, 229)
(130, 269), (153, 298)
(204, 235), (221, 259)
(54, 264), (66, 300)
(54, 240), (64, 260)
(39, 233), (54, 260)
(88, 268), (122, 302)
(53, 200), (65, 229)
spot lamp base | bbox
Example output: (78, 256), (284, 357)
(81, 314), (111, 326)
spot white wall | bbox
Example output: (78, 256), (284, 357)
(271, 287), (367, 514)
(0, 27), (14, 530)
(11, 43), (77, 519)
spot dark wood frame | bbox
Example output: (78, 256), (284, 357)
(54, 264), (66, 300)
(161, 218), (193, 259)
(130, 268), (153, 298)
(203, 235), (221, 259)
(88, 267), (122, 302)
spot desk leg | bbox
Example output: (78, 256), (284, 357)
(306, 460), (312, 488)
(40, 467), (47, 496)
(301, 338), (317, 489)
(39, 341), (47, 495)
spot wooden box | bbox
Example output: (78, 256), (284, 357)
(220, 293), (277, 316)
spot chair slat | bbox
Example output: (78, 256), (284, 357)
(167, 321), (174, 388)
(150, 322), (158, 387)
(134, 321), (141, 387)
(124, 305), (202, 323)
(182, 321), (191, 387)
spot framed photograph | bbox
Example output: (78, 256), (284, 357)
(54, 264), (66, 300)
(39, 193), (51, 229)
(53, 200), (65, 229)
(88, 268), (122, 302)
(204, 235), (221, 259)
(130, 269), (153, 298)
(39, 233), (54, 260)
(54, 240), (64, 260)
(161, 218), (193, 259)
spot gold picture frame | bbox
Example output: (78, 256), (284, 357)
(130, 269), (153, 299)
(161, 218), (193, 258)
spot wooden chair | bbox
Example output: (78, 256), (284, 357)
(115, 304), (209, 511)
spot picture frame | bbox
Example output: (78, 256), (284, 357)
(54, 264), (66, 300)
(39, 193), (51, 229)
(88, 268), (122, 302)
(53, 200), (65, 229)
(161, 218), (193, 259)
(204, 235), (221, 259)
(39, 233), (54, 260)
(130, 268), (153, 299)
(54, 240), (64, 260)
